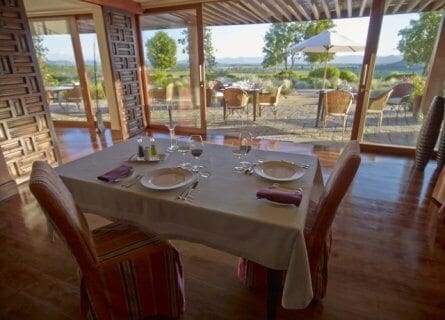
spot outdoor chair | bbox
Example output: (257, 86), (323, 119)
(366, 89), (393, 129)
(223, 87), (249, 121)
(206, 80), (224, 107)
(64, 85), (82, 112)
(258, 85), (283, 119)
(387, 82), (414, 117)
(322, 89), (354, 133)
(29, 161), (185, 320)
(237, 140), (361, 303)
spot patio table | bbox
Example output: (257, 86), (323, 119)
(45, 85), (74, 110)
(56, 137), (324, 315)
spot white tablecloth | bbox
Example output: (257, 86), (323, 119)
(56, 137), (324, 309)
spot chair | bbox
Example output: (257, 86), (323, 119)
(223, 87), (249, 121)
(366, 89), (393, 129)
(64, 85), (83, 112)
(387, 82), (414, 117)
(322, 89), (354, 133)
(206, 80), (224, 107)
(258, 85), (283, 118)
(29, 161), (185, 320)
(238, 140), (361, 303)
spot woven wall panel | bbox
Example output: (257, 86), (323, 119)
(0, 0), (59, 182)
(104, 7), (144, 138)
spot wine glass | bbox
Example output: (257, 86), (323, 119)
(189, 135), (204, 172)
(177, 136), (191, 168)
(232, 132), (252, 172)
(165, 124), (178, 152)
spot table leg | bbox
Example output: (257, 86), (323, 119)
(267, 268), (281, 320)
(253, 91), (258, 121)
(316, 91), (325, 127)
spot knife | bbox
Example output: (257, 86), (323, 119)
(183, 180), (199, 201)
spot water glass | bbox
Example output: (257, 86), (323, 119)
(177, 136), (191, 168)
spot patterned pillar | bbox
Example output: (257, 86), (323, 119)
(0, 0), (60, 183)
(103, 7), (145, 139)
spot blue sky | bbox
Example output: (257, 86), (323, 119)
(42, 13), (418, 62)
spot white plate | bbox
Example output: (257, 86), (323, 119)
(254, 161), (305, 182)
(140, 167), (195, 190)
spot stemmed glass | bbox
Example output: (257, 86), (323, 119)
(177, 136), (191, 168)
(232, 132), (252, 172)
(165, 124), (178, 152)
(189, 135), (204, 172)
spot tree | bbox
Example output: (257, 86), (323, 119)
(178, 28), (216, 70)
(397, 12), (441, 74)
(303, 20), (335, 68)
(146, 31), (177, 70)
(32, 35), (57, 86)
(262, 23), (304, 70)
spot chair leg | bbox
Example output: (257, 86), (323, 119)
(378, 112), (383, 129)
(342, 115), (348, 133)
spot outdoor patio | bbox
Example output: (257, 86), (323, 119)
(48, 90), (423, 147)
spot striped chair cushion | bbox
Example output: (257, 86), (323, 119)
(81, 222), (185, 319)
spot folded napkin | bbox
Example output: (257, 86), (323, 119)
(97, 164), (133, 183)
(256, 188), (302, 206)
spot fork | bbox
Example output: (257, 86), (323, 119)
(121, 174), (142, 188)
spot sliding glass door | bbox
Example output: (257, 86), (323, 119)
(140, 6), (205, 134)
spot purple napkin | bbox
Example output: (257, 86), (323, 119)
(97, 164), (133, 182)
(256, 188), (302, 206)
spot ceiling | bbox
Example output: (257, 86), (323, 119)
(138, 0), (445, 26)
(24, 0), (445, 26)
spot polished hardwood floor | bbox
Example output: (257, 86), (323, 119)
(1, 127), (445, 319)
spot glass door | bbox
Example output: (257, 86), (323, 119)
(140, 6), (205, 134)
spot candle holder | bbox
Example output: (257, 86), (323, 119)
(165, 124), (178, 152)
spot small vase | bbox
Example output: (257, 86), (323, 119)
(415, 96), (445, 170)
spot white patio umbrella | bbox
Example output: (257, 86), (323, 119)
(289, 30), (365, 89)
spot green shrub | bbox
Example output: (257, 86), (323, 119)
(90, 83), (105, 100)
(275, 70), (299, 80)
(308, 66), (340, 79)
(152, 70), (173, 87)
(339, 70), (358, 82)
(384, 72), (416, 82)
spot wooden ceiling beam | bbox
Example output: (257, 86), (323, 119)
(238, 1), (269, 23)
(311, 0), (320, 20)
(392, 1), (404, 14)
(432, 0), (445, 11)
(320, 0), (331, 19)
(212, 3), (247, 25)
(79, 0), (142, 14)
(359, 0), (367, 16)
(269, 0), (294, 22)
(229, 2), (261, 24)
(202, 8), (228, 26)
(257, 1), (284, 22)
(283, 0), (303, 21)
(407, 0), (422, 12)
(293, 1), (311, 20)
(333, 0), (341, 18)
(347, 0), (352, 17)
(419, 0), (436, 11)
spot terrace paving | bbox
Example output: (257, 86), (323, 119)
(47, 90), (423, 148)
(207, 90), (422, 147)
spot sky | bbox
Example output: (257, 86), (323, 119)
(38, 13), (419, 62)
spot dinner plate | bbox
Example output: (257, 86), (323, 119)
(254, 161), (305, 182)
(140, 167), (195, 190)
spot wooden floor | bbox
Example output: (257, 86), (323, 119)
(1, 127), (445, 319)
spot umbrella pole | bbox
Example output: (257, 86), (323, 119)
(322, 50), (329, 90)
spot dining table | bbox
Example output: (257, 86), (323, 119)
(56, 137), (324, 318)
(45, 85), (74, 109)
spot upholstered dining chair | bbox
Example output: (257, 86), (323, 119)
(366, 89), (393, 129)
(387, 82), (414, 117)
(322, 89), (354, 133)
(238, 140), (361, 304)
(29, 161), (185, 320)
(223, 87), (250, 121)
(258, 85), (283, 118)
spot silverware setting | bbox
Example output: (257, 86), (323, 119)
(271, 182), (303, 193)
(244, 163), (257, 175)
(177, 180), (199, 201)
(121, 174), (142, 188)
